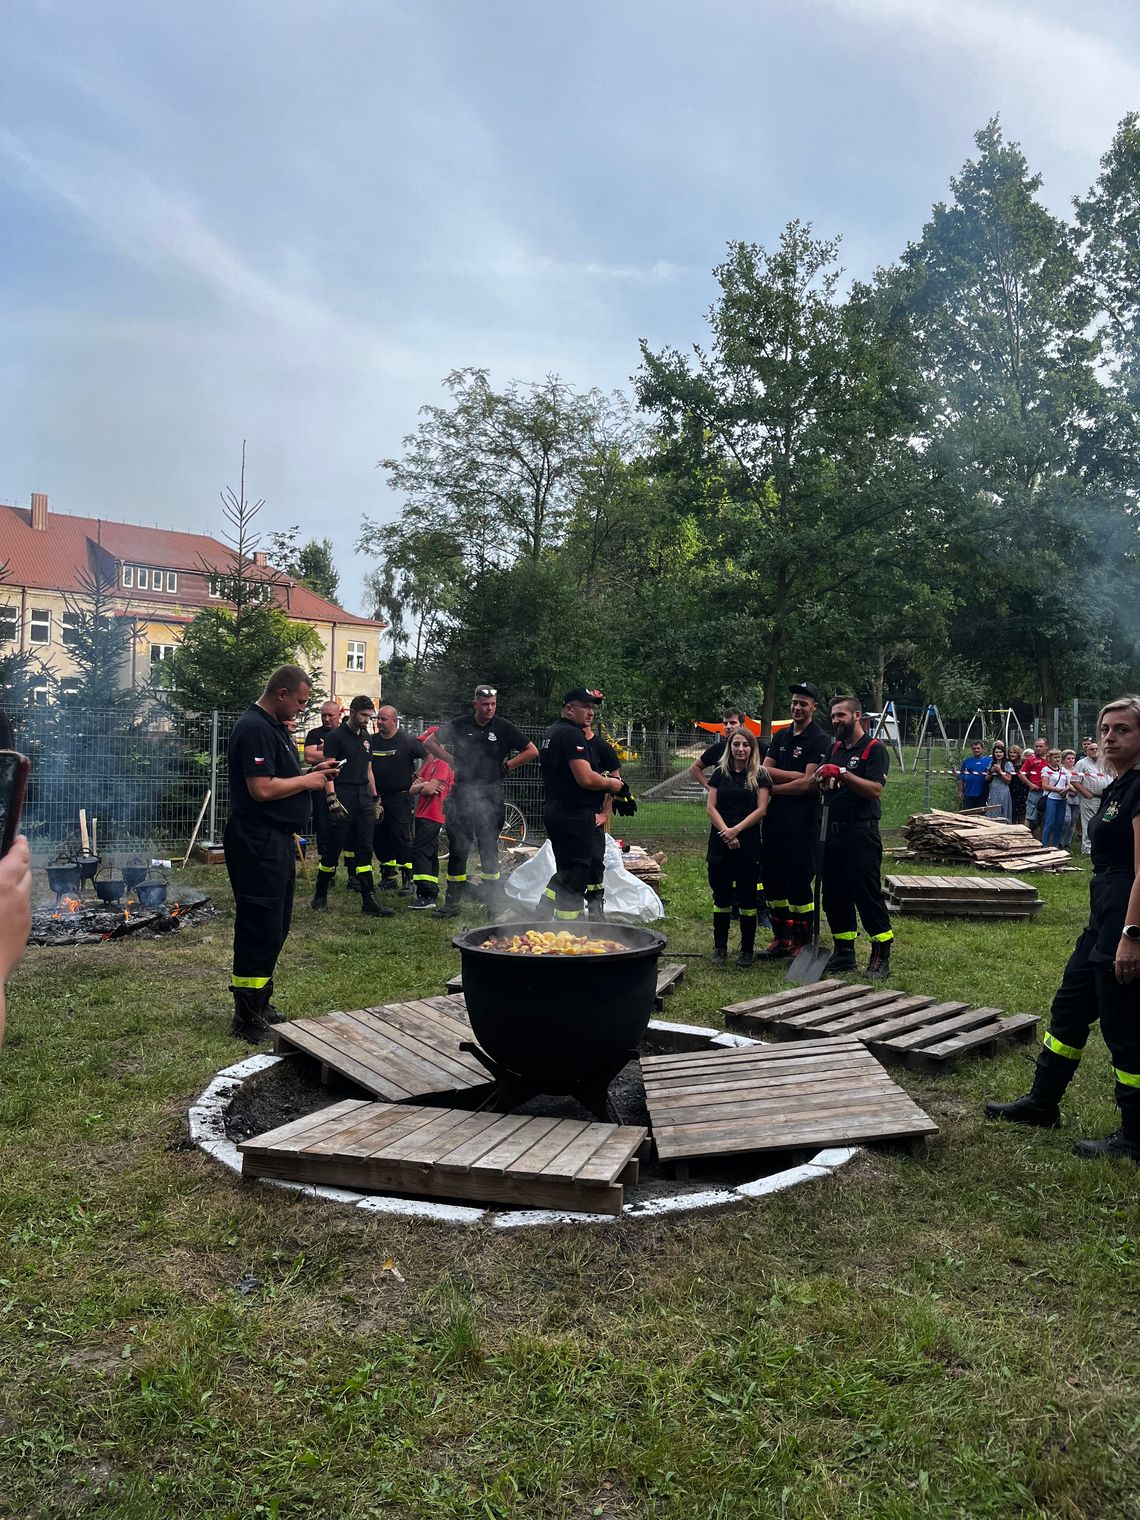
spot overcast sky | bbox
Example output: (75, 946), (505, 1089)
(2, 0), (1138, 615)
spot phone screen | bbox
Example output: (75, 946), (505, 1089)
(0, 751), (29, 857)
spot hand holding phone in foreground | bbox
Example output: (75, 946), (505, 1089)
(0, 835), (32, 1044)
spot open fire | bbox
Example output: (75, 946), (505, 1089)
(32, 860), (213, 947)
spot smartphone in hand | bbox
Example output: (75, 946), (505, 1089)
(0, 751), (30, 858)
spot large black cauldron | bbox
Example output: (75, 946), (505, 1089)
(453, 922), (666, 1113)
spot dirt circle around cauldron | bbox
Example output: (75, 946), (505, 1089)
(193, 1021), (856, 1227)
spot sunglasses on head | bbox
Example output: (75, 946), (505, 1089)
(475, 687), (497, 697)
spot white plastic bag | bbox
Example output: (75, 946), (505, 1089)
(505, 836), (663, 922)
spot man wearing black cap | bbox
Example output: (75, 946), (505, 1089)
(538, 689), (626, 921)
(426, 685), (539, 918)
(310, 695), (392, 919)
(758, 682), (832, 959)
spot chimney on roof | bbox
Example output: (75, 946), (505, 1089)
(252, 551), (269, 567)
(30, 492), (48, 531)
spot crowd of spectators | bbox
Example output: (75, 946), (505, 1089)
(957, 734), (1112, 852)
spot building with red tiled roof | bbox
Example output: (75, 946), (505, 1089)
(0, 493), (386, 704)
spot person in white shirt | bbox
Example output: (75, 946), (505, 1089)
(1040, 749), (1074, 848)
(1072, 738), (1112, 855)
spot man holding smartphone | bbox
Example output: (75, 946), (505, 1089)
(225, 666), (339, 1041)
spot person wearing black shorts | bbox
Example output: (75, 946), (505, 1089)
(426, 685), (538, 918)
(760, 681), (831, 959)
(310, 696), (391, 919)
(538, 689), (624, 921)
(225, 666), (338, 1040)
(986, 697), (1140, 1161)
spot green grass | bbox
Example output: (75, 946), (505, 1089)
(1, 849), (1138, 1518)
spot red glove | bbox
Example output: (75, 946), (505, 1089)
(816, 764), (842, 786)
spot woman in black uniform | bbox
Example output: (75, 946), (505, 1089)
(706, 728), (771, 967)
(986, 696), (1140, 1161)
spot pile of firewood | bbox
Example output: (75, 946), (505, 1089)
(618, 844), (667, 890)
(899, 810), (1072, 872)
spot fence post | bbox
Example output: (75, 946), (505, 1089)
(1072, 697), (1079, 751)
(923, 737), (933, 813)
(208, 709), (219, 842)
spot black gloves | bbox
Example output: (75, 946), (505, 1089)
(612, 781), (637, 817)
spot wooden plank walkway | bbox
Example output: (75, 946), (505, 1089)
(239, 1098), (648, 1215)
(273, 995), (490, 1102)
(885, 874), (1042, 919)
(445, 961), (686, 1010)
(642, 1037), (937, 1163)
(722, 982), (1038, 1072)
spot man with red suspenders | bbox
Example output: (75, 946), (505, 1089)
(814, 694), (895, 981)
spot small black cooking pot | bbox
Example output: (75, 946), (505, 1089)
(453, 922), (666, 1091)
(136, 880), (168, 909)
(75, 853), (101, 888)
(46, 863), (82, 896)
(122, 859), (148, 890)
(94, 877), (127, 904)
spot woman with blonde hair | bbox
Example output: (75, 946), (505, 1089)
(987, 696), (1140, 1161)
(706, 727), (771, 966)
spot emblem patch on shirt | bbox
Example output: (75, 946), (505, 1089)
(486, 732), (497, 742)
(253, 756), (265, 764)
(849, 757), (859, 769)
(792, 746), (802, 758)
(1103, 801), (1120, 823)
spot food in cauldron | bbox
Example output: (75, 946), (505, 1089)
(480, 929), (627, 955)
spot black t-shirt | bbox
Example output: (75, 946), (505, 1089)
(303, 724), (337, 754)
(700, 733), (768, 769)
(708, 765), (770, 829)
(1090, 769), (1140, 875)
(228, 703), (309, 833)
(370, 728), (427, 796)
(589, 734), (621, 773)
(825, 733), (890, 823)
(322, 722), (373, 788)
(438, 712), (529, 786)
(767, 721), (832, 815)
(541, 718), (597, 811)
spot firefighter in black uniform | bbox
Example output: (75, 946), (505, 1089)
(706, 727), (771, 965)
(585, 717), (621, 920)
(986, 696), (1140, 1161)
(815, 694), (894, 981)
(370, 705), (428, 894)
(760, 681), (832, 959)
(426, 685), (539, 918)
(225, 665), (338, 1040)
(539, 689), (625, 921)
(303, 700), (346, 882)
(310, 695), (391, 918)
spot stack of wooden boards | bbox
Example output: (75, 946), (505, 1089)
(885, 874), (1043, 919)
(723, 981), (1038, 1072)
(900, 810), (1071, 872)
(619, 844), (666, 891)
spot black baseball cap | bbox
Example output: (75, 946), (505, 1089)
(789, 681), (822, 703)
(563, 687), (604, 705)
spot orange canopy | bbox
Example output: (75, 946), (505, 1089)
(696, 717), (793, 737)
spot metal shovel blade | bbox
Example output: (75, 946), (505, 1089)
(785, 939), (830, 985)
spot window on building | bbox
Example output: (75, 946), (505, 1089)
(32, 685), (51, 707)
(150, 643), (176, 666)
(0, 605), (16, 644)
(136, 568), (149, 590)
(121, 564), (134, 588)
(61, 611), (81, 647)
(165, 571), (178, 592)
(30, 609), (51, 644)
(59, 677), (82, 702)
(346, 640), (366, 672)
(152, 568), (162, 588)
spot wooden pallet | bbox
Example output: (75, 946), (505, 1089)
(642, 1037), (937, 1164)
(722, 982), (1038, 1072)
(444, 961), (686, 1010)
(239, 1098), (648, 1215)
(273, 995), (490, 1101)
(884, 874), (1043, 919)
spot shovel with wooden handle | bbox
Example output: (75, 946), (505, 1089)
(785, 796), (831, 985)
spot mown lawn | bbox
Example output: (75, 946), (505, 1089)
(1, 843), (1137, 1519)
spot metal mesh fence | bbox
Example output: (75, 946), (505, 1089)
(5, 703), (1117, 861)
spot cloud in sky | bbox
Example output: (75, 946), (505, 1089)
(1, 0), (1138, 613)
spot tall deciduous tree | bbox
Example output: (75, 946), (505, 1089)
(895, 119), (1112, 708)
(265, 531), (342, 605)
(637, 223), (924, 733)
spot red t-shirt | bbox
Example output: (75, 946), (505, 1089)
(414, 757), (454, 825)
(1019, 756), (1048, 789)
